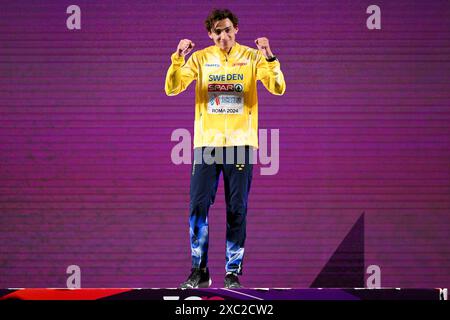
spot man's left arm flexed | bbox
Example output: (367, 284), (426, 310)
(254, 37), (286, 96)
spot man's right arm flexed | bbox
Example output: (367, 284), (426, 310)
(165, 39), (198, 96)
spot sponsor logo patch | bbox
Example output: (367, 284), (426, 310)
(208, 83), (243, 92)
(205, 63), (221, 67)
(207, 83), (244, 115)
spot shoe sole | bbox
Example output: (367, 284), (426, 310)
(180, 278), (212, 289)
(224, 285), (242, 289)
(197, 278), (212, 288)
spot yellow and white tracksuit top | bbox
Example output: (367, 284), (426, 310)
(165, 42), (286, 149)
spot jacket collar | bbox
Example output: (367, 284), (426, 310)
(213, 42), (240, 61)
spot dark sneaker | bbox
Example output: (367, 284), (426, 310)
(179, 267), (212, 289)
(224, 272), (242, 288)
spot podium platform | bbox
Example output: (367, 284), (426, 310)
(0, 288), (447, 300)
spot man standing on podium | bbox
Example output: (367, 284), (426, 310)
(165, 8), (286, 288)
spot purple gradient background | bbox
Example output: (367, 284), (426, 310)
(0, 0), (449, 288)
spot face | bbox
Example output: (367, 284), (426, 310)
(208, 18), (239, 51)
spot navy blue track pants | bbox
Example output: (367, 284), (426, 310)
(189, 146), (253, 275)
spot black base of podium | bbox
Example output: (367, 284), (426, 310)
(0, 288), (446, 300)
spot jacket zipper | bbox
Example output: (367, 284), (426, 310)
(224, 54), (228, 145)
(248, 111), (252, 141)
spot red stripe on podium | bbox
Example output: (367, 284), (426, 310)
(0, 288), (133, 300)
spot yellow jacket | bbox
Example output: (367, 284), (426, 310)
(165, 42), (286, 149)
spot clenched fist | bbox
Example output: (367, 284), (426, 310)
(255, 37), (274, 59)
(176, 39), (195, 57)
